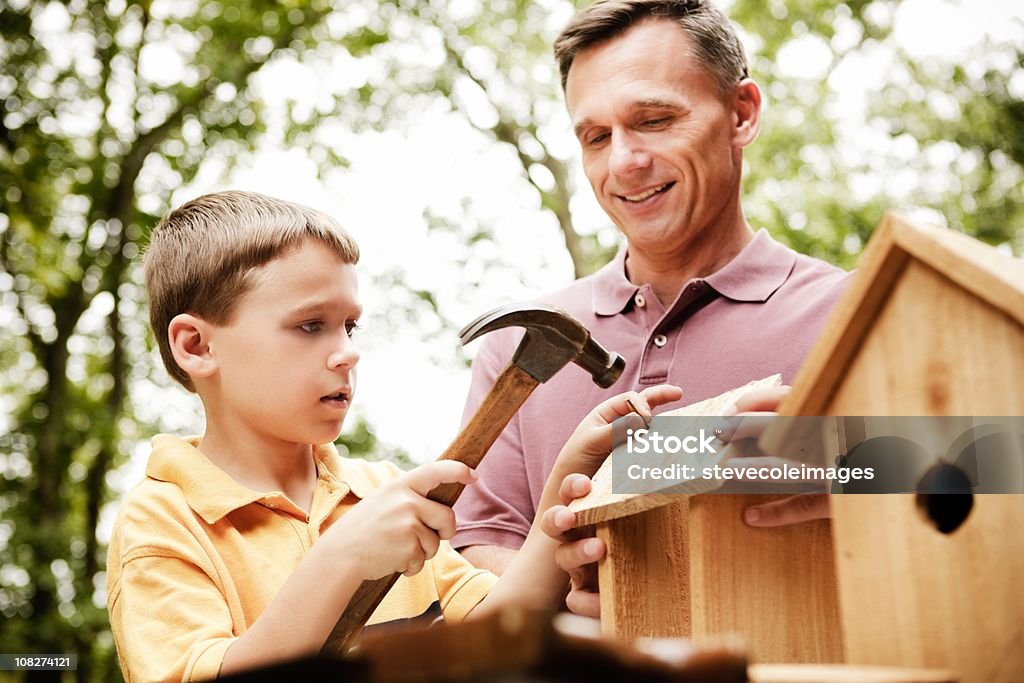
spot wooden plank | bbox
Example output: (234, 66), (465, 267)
(824, 261), (1024, 683)
(748, 663), (956, 682)
(596, 500), (691, 640)
(765, 212), (1024, 442)
(824, 259), (1024, 416)
(688, 495), (842, 664)
(596, 495), (841, 663)
(888, 213), (1024, 325)
(572, 375), (782, 527)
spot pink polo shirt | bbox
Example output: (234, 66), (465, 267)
(452, 229), (853, 550)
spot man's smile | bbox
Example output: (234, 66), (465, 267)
(618, 181), (675, 203)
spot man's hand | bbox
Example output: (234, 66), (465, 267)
(325, 461), (479, 579)
(744, 492), (830, 526)
(540, 473), (604, 617)
(727, 385), (831, 528)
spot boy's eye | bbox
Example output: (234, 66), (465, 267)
(345, 321), (361, 338)
(299, 320), (323, 334)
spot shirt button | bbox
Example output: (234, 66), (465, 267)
(635, 293), (646, 308)
(653, 334), (668, 348)
(689, 283), (702, 292)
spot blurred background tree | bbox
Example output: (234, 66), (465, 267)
(1, 0), (1021, 680)
(0, 1), (400, 680)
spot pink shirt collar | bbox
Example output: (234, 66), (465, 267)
(591, 229), (797, 315)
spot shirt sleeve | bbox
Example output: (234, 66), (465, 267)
(452, 329), (537, 550)
(109, 549), (235, 683)
(430, 541), (499, 622)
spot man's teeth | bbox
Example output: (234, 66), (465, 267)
(623, 183), (669, 202)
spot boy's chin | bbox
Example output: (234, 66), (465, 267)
(322, 419), (348, 444)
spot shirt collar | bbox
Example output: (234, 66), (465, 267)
(705, 229), (796, 302)
(145, 435), (377, 524)
(590, 229), (795, 315)
(592, 245), (641, 316)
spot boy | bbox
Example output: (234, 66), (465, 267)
(107, 190), (681, 682)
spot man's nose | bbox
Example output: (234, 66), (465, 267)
(328, 333), (359, 370)
(608, 132), (652, 176)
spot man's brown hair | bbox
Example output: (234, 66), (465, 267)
(144, 190), (360, 391)
(554, 0), (749, 92)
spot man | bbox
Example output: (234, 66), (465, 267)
(453, 0), (850, 586)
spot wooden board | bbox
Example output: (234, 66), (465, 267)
(765, 213), (1024, 683)
(748, 663), (956, 683)
(769, 212), (1024, 422)
(571, 375), (782, 527)
(824, 259), (1024, 683)
(595, 493), (842, 663)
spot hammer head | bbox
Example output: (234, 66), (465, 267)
(460, 302), (625, 387)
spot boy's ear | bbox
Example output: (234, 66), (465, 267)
(731, 78), (762, 148)
(168, 313), (217, 380)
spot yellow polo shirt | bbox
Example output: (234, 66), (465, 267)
(106, 435), (497, 682)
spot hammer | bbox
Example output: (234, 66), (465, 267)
(321, 302), (625, 654)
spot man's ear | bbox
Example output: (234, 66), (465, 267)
(168, 313), (217, 381)
(732, 79), (762, 148)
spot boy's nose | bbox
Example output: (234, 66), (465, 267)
(328, 335), (359, 370)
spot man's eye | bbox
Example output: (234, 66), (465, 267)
(299, 321), (323, 334)
(345, 321), (361, 337)
(587, 132), (609, 147)
(642, 117), (669, 128)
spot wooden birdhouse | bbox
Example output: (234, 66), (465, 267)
(765, 212), (1024, 683)
(569, 213), (1021, 682)
(569, 375), (845, 665)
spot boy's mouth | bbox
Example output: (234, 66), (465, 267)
(321, 389), (351, 405)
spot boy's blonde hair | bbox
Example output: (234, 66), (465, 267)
(144, 190), (360, 391)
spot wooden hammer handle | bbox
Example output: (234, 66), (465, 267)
(321, 363), (541, 655)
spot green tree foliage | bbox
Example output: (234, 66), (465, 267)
(730, 0), (1024, 267)
(341, 0), (1021, 276)
(0, 1), (395, 680)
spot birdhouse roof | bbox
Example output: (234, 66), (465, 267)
(777, 212), (1024, 417)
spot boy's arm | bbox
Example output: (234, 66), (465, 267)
(469, 385), (683, 617)
(220, 460), (477, 675)
(111, 461), (477, 681)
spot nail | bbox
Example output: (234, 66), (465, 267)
(625, 398), (651, 426)
(745, 508), (760, 523)
(584, 539), (601, 557)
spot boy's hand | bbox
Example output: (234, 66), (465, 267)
(556, 384), (685, 479)
(327, 461), (478, 580)
(538, 385), (683, 617)
(541, 473), (604, 617)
